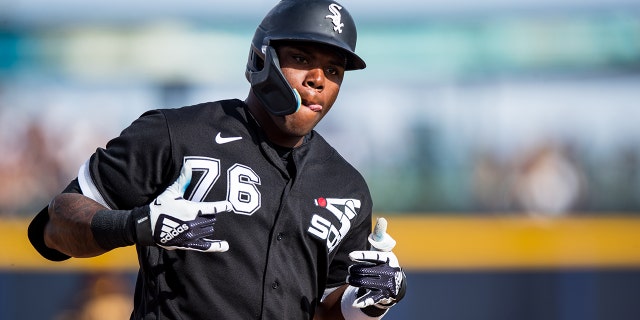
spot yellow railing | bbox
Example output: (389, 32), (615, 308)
(387, 214), (640, 270)
(3, 215), (640, 271)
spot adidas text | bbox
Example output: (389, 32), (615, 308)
(161, 223), (189, 243)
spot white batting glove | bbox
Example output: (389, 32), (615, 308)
(347, 218), (406, 309)
(134, 162), (232, 252)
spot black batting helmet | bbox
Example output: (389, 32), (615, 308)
(246, 0), (366, 77)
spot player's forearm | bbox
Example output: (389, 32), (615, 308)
(44, 193), (109, 257)
(315, 284), (347, 320)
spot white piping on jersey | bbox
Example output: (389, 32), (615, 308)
(78, 158), (112, 209)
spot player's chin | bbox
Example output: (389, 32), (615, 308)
(283, 116), (321, 137)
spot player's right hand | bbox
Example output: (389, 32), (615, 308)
(347, 218), (406, 309)
(137, 162), (232, 252)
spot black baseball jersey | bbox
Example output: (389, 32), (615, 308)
(73, 99), (372, 319)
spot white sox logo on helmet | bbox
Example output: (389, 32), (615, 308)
(325, 3), (344, 33)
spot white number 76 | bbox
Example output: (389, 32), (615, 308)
(184, 156), (262, 216)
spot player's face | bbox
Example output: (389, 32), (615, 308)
(269, 43), (346, 146)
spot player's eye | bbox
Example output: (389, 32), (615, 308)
(326, 64), (345, 78)
(326, 67), (338, 75)
(293, 55), (308, 64)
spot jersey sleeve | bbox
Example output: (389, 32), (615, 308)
(325, 197), (373, 289)
(79, 109), (176, 210)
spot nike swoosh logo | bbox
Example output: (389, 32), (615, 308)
(215, 132), (242, 144)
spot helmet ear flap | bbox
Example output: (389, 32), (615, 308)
(245, 47), (264, 82)
(247, 46), (301, 116)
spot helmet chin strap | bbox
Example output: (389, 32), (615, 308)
(248, 46), (302, 116)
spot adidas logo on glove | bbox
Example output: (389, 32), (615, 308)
(158, 216), (190, 244)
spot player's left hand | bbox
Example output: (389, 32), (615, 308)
(134, 161), (233, 253)
(347, 218), (406, 309)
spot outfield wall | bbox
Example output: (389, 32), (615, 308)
(2, 215), (639, 319)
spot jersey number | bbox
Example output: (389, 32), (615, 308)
(184, 156), (261, 215)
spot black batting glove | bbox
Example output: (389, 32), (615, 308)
(348, 250), (406, 309)
(347, 218), (406, 311)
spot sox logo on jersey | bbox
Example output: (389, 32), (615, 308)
(308, 197), (360, 252)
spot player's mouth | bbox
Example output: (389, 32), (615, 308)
(302, 99), (323, 112)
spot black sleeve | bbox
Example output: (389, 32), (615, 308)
(325, 198), (373, 288)
(88, 109), (175, 209)
(27, 179), (82, 261)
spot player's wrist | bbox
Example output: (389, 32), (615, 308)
(90, 206), (155, 250)
(90, 209), (136, 251)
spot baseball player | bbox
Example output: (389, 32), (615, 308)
(28, 0), (407, 319)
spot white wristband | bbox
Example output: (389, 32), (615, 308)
(341, 286), (388, 320)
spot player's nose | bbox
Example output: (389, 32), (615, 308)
(304, 67), (325, 91)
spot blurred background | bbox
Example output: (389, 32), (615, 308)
(1, 0), (640, 319)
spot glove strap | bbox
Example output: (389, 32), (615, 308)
(131, 206), (154, 246)
(341, 286), (388, 320)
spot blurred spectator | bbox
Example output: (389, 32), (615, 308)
(511, 142), (588, 216)
(0, 120), (66, 216)
(471, 151), (513, 212)
(0, 107), (111, 216)
(54, 272), (134, 320)
(471, 141), (589, 215)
